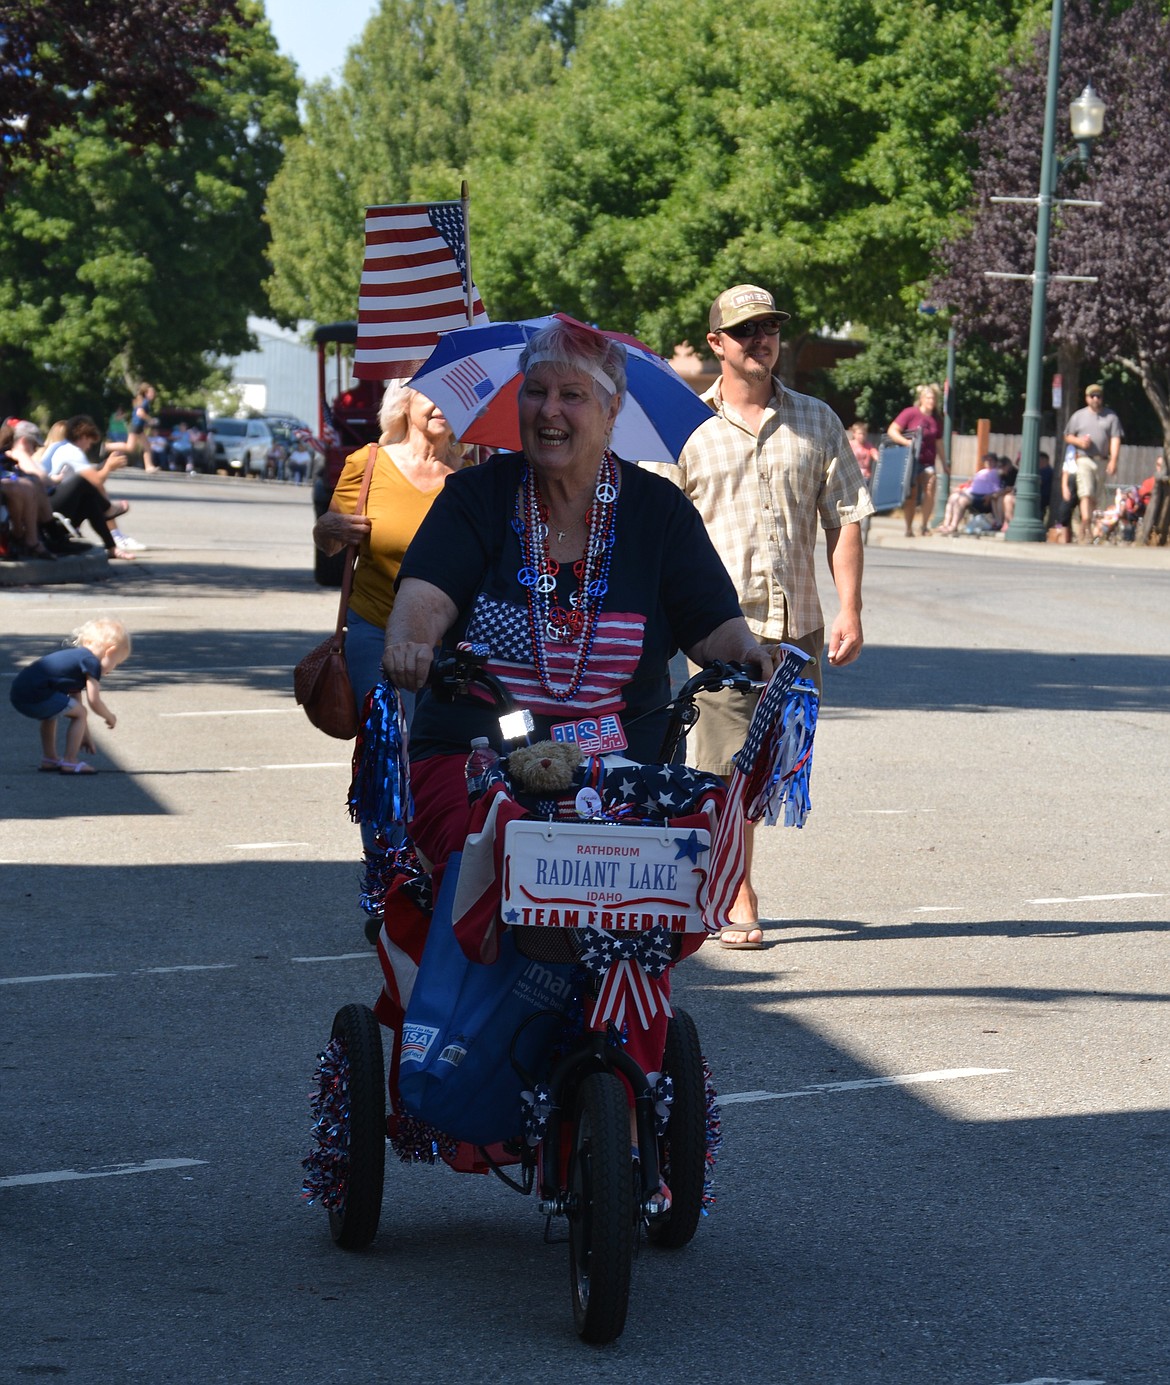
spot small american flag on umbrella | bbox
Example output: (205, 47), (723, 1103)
(354, 200), (490, 380)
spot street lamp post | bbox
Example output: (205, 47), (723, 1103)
(931, 323), (957, 530)
(993, 0), (1105, 541)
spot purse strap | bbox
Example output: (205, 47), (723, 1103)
(333, 443), (379, 642)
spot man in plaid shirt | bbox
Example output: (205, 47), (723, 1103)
(648, 284), (873, 947)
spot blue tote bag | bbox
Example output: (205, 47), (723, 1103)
(397, 853), (579, 1146)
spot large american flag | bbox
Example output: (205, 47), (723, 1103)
(354, 201), (489, 380)
(464, 594), (646, 716)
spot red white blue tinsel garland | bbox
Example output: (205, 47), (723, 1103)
(702, 1056), (722, 1213)
(348, 677), (411, 830)
(388, 1115), (459, 1165)
(301, 1038), (350, 1209)
(745, 675), (819, 829)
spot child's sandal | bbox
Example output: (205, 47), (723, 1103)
(58, 761), (97, 775)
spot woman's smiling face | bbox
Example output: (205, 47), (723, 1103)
(518, 364), (620, 487)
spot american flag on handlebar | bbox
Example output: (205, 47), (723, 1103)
(699, 646), (818, 933)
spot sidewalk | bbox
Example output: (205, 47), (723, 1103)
(865, 513), (1170, 569)
(0, 547), (113, 588)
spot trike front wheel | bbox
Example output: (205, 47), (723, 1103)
(567, 1071), (634, 1344)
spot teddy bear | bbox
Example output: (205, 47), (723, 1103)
(505, 740), (583, 794)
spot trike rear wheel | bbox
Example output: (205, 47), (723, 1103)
(567, 1071), (634, 1344)
(327, 1003), (386, 1249)
(647, 1006), (705, 1249)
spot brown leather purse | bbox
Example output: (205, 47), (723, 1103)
(293, 444), (378, 739)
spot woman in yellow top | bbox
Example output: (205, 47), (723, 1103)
(312, 380), (465, 929)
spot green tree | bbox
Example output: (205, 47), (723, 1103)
(0, 0), (299, 419)
(830, 317), (1025, 435)
(472, 0), (1045, 355)
(264, 0), (574, 327)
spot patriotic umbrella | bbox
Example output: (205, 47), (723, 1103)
(408, 314), (713, 465)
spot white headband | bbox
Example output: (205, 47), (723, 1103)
(525, 352), (618, 396)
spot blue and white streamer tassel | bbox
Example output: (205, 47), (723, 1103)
(748, 677), (819, 828)
(348, 676), (412, 829)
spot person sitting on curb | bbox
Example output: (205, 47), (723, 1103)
(935, 454), (1004, 535)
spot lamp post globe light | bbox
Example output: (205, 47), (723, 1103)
(1006, 0), (1106, 542)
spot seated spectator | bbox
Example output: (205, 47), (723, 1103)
(993, 456), (1019, 529)
(37, 416), (138, 560)
(1, 421), (56, 559)
(935, 453), (1003, 535)
(147, 425), (171, 471)
(265, 439), (287, 481)
(286, 434), (314, 485)
(170, 422), (195, 473)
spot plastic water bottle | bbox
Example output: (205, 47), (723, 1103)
(464, 736), (501, 802)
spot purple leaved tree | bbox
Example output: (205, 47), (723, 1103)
(0, 0), (243, 199)
(934, 0), (1170, 450)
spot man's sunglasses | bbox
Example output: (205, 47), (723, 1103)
(720, 318), (784, 341)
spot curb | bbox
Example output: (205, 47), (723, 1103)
(865, 518), (1169, 569)
(0, 548), (114, 588)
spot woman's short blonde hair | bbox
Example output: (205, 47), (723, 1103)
(71, 617), (131, 658)
(378, 378), (465, 463)
(378, 379), (416, 444)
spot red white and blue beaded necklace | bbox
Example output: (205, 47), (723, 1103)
(512, 450), (619, 702)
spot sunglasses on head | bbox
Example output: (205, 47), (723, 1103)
(720, 317), (783, 341)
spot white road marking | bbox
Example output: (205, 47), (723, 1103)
(160, 708), (301, 718)
(719, 1068), (1011, 1105)
(219, 763), (347, 773)
(139, 964), (236, 974)
(233, 841), (312, 850)
(0, 971), (117, 986)
(1029, 892), (1161, 904)
(292, 952), (376, 963)
(911, 906), (965, 912)
(0, 1158), (207, 1189)
(998, 1378), (1106, 1384)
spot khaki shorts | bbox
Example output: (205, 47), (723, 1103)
(1075, 454), (1099, 503)
(686, 629), (823, 775)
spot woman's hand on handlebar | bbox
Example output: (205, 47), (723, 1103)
(382, 641), (434, 692)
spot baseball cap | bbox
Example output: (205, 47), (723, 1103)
(14, 420), (44, 444)
(1086, 383), (1104, 397)
(709, 284), (791, 333)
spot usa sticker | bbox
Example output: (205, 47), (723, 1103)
(551, 712), (627, 755)
(400, 1023), (440, 1064)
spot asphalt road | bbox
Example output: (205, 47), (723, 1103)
(2, 472), (1168, 1384)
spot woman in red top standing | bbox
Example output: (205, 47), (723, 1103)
(888, 383), (947, 537)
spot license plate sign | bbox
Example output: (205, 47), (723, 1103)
(501, 820), (710, 933)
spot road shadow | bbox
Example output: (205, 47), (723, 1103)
(4, 861), (1167, 1379)
(824, 642), (1170, 714)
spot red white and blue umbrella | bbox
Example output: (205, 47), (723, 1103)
(407, 313), (711, 464)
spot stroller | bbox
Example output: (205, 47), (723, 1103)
(1092, 485), (1146, 544)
